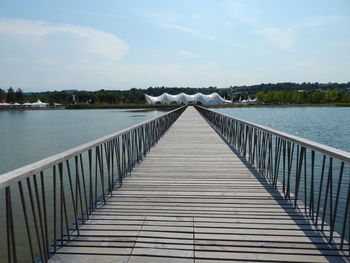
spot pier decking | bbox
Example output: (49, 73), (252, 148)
(49, 107), (348, 263)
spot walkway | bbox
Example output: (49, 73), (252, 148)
(50, 106), (348, 263)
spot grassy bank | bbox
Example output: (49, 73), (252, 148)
(335, 102), (350, 107)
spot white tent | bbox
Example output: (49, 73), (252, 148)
(145, 92), (231, 105)
(32, 99), (48, 107)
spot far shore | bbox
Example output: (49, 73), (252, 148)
(206, 103), (348, 108)
(1, 102), (349, 111)
(67, 102), (349, 109)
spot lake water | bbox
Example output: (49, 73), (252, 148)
(216, 106), (350, 152)
(0, 109), (166, 175)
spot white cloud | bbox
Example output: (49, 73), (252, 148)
(0, 18), (129, 61)
(0, 18), (130, 90)
(258, 15), (350, 50)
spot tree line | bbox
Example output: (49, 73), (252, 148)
(0, 87), (25, 103)
(1, 82), (349, 105)
(255, 90), (350, 104)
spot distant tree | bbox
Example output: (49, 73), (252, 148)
(0, 88), (5, 101)
(6, 87), (15, 103)
(324, 90), (339, 103)
(15, 88), (25, 103)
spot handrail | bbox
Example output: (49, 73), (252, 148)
(195, 105), (350, 256)
(0, 105), (186, 263)
(200, 107), (350, 163)
(0, 106), (185, 189)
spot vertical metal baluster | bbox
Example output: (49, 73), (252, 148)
(282, 140), (286, 196)
(330, 162), (344, 242)
(96, 146), (106, 204)
(110, 140), (115, 192)
(310, 151), (315, 220)
(128, 132), (132, 173)
(79, 154), (89, 219)
(40, 171), (49, 259)
(94, 147), (98, 206)
(75, 156), (84, 224)
(303, 150), (307, 214)
(315, 155), (326, 225)
(286, 142), (295, 200)
(33, 174), (48, 261)
(121, 135), (125, 176)
(100, 143), (106, 197)
(321, 158), (333, 231)
(105, 141), (113, 194)
(6, 186), (17, 263)
(273, 137), (282, 187)
(88, 150), (93, 213)
(294, 146), (304, 207)
(74, 158), (79, 223)
(104, 142), (111, 194)
(53, 166), (57, 253)
(268, 134), (273, 181)
(116, 137), (122, 186)
(26, 177), (44, 261)
(340, 167), (350, 252)
(18, 181), (35, 262)
(66, 160), (80, 235)
(58, 163), (70, 242)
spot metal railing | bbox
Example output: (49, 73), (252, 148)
(196, 106), (350, 255)
(0, 106), (186, 263)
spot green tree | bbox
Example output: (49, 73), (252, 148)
(15, 88), (25, 103)
(324, 90), (339, 103)
(6, 87), (15, 103)
(0, 88), (5, 101)
(255, 91), (266, 102)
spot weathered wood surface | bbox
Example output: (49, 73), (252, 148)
(49, 106), (349, 263)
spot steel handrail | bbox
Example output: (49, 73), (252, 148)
(195, 105), (350, 256)
(197, 106), (350, 163)
(0, 106), (185, 189)
(0, 105), (186, 263)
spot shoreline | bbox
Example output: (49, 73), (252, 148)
(206, 103), (342, 108)
(1, 103), (349, 111)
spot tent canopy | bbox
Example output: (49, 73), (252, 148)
(145, 92), (231, 105)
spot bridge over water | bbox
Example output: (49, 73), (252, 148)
(0, 106), (349, 263)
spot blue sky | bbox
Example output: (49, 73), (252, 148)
(0, 0), (349, 91)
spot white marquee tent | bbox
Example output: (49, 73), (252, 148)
(145, 92), (231, 105)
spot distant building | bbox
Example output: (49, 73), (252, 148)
(0, 99), (49, 109)
(145, 92), (231, 105)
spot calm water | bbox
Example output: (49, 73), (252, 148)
(0, 109), (166, 175)
(216, 107), (350, 152)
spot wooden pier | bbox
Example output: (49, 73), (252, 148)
(49, 107), (348, 263)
